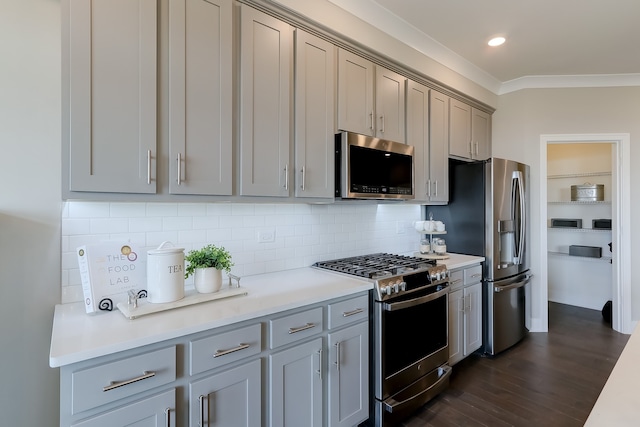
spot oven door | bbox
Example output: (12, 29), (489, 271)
(374, 284), (449, 401)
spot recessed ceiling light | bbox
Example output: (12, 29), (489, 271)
(488, 36), (506, 47)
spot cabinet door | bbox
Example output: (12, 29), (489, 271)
(472, 107), (491, 160)
(239, 5), (292, 196)
(168, 0), (232, 195)
(328, 322), (369, 427)
(429, 90), (449, 202)
(269, 338), (323, 427)
(294, 29), (335, 199)
(448, 289), (464, 366)
(406, 80), (429, 202)
(66, 0), (157, 193)
(464, 283), (483, 355)
(337, 49), (375, 136)
(71, 389), (175, 427)
(448, 98), (472, 159)
(189, 359), (261, 427)
(375, 65), (406, 143)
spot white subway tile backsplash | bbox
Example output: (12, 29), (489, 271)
(60, 201), (421, 304)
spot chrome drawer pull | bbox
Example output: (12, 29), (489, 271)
(165, 407), (171, 427)
(103, 370), (156, 392)
(213, 343), (250, 358)
(288, 322), (315, 334)
(342, 308), (364, 317)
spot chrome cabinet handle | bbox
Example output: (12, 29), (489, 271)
(450, 278), (462, 285)
(103, 370), (156, 392)
(288, 322), (315, 334)
(474, 141), (479, 156)
(213, 343), (250, 358)
(284, 164), (289, 190)
(147, 149), (152, 184)
(380, 115), (385, 133)
(199, 395), (205, 427)
(427, 179), (431, 197)
(434, 180), (438, 197)
(369, 111), (374, 131)
(334, 342), (341, 372)
(165, 408), (171, 427)
(342, 308), (364, 317)
(317, 348), (323, 380)
(301, 166), (305, 191)
(176, 153), (182, 186)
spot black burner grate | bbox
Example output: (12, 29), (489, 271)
(313, 253), (435, 279)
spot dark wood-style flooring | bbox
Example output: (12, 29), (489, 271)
(402, 302), (629, 427)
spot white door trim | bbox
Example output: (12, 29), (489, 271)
(539, 133), (633, 334)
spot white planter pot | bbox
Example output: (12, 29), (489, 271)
(194, 267), (223, 294)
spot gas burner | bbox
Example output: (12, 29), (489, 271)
(313, 253), (436, 279)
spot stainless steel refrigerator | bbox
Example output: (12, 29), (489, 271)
(429, 157), (531, 355)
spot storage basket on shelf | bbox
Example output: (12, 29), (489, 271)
(570, 183), (604, 202)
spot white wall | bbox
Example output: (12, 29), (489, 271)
(0, 0), (62, 424)
(492, 87), (640, 330)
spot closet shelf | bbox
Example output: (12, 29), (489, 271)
(547, 171), (611, 179)
(548, 200), (611, 205)
(548, 251), (612, 263)
(547, 227), (611, 233)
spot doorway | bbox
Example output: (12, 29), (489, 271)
(539, 133), (632, 334)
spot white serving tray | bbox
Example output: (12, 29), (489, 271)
(414, 252), (450, 260)
(117, 286), (248, 320)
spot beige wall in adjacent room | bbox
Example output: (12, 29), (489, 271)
(492, 87), (640, 328)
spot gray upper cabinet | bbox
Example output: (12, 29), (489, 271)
(65, 0), (157, 194)
(471, 107), (491, 160)
(375, 65), (406, 143)
(337, 49), (374, 136)
(168, 0), (232, 195)
(239, 5), (293, 197)
(429, 90), (450, 202)
(449, 98), (491, 160)
(449, 98), (472, 160)
(406, 81), (448, 203)
(294, 29), (336, 199)
(337, 49), (406, 143)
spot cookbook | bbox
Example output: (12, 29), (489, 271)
(77, 241), (146, 313)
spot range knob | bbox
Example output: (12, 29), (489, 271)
(399, 281), (407, 291)
(381, 285), (392, 296)
(393, 283), (399, 293)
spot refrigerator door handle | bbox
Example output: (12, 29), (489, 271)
(512, 170), (526, 265)
(494, 274), (532, 293)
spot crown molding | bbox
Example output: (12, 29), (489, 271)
(499, 74), (640, 95)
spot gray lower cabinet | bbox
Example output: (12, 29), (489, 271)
(63, 0), (157, 194)
(71, 389), (176, 427)
(269, 338), (324, 426)
(448, 264), (483, 365)
(239, 4), (293, 197)
(59, 292), (369, 426)
(189, 359), (261, 427)
(327, 322), (369, 427)
(168, 0), (233, 195)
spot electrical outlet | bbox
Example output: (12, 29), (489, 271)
(258, 228), (275, 243)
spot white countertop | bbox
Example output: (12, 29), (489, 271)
(49, 254), (484, 368)
(584, 323), (638, 425)
(49, 267), (371, 368)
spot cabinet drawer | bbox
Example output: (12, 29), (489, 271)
(190, 323), (261, 375)
(464, 265), (483, 286)
(71, 346), (176, 415)
(449, 269), (464, 291)
(270, 306), (323, 349)
(328, 294), (369, 330)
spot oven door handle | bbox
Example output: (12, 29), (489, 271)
(382, 287), (448, 311)
(383, 365), (452, 413)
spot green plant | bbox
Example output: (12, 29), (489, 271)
(184, 244), (234, 278)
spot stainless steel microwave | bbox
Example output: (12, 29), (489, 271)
(335, 131), (415, 200)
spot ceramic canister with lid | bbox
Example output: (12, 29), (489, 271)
(146, 241), (185, 303)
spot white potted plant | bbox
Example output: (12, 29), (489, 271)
(184, 244), (234, 293)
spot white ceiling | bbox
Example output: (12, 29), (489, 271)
(328, 0), (640, 94)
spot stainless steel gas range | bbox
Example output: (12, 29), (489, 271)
(314, 253), (451, 426)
